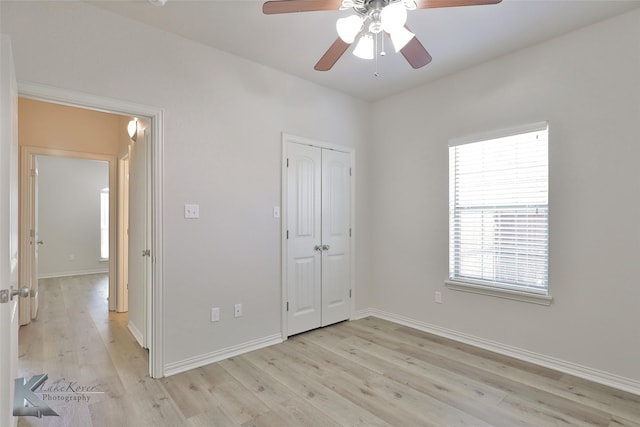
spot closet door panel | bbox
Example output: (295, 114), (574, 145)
(286, 143), (322, 335)
(321, 149), (351, 327)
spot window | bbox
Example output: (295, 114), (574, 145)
(100, 188), (109, 260)
(448, 122), (549, 301)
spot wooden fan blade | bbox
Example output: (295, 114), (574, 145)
(263, 0), (342, 14)
(315, 38), (351, 71)
(400, 31), (432, 69)
(414, 0), (501, 9)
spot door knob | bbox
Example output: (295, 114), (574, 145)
(322, 245), (330, 251)
(0, 286), (30, 304)
(36, 240), (44, 245)
(314, 245), (323, 252)
(12, 286), (31, 298)
(142, 249), (151, 257)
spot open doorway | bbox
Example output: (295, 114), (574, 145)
(17, 92), (163, 377)
(36, 156), (110, 278)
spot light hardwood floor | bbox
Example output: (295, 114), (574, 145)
(17, 274), (640, 427)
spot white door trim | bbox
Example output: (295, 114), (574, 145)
(17, 82), (165, 378)
(19, 148), (116, 325)
(280, 133), (356, 339)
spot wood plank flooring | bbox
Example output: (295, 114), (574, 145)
(17, 274), (640, 426)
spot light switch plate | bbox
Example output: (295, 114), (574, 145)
(273, 206), (280, 218)
(184, 204), (200, 219)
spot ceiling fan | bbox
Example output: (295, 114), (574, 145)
(263, 0), (502, 71)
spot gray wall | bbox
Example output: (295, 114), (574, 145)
(37, 156), (109, 278)
(1, 1), (372, 367)
(370, 9), (640, 384)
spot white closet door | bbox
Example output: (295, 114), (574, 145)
(320, 149), (351, 327)
(286, 143), (322, 335)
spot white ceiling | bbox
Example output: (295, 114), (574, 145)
(88, 0), (640, 102)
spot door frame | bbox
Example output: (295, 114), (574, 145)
(19, 148), (116, 325)
(280, 133), (356, 339)
(117, 153), (129, 313)
(17, 82), (165, 378)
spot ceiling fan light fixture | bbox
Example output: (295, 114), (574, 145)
(336, 14), (364, 43)
(381, 1), (407, 32)
(353, 33), (374, 59)
(340, 0), (355, 9)
(390, 26), (415, 52)
(403, 0), (417, 10)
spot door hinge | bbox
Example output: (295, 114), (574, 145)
(286, 301), (289, 312)
(349, 228), (352, 237)
(286, 158), (289, 168)
(286, 230), (289, 239)
(349, 289), (352, 298)
(349, 167), (352, 176)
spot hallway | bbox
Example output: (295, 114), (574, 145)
(17, 274), (152, 426)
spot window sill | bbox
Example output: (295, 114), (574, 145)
(445, 280), (553, 306)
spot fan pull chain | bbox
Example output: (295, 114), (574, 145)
(374, 32), (383, 77)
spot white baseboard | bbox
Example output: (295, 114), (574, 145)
(38, 268), (108, 279)
(164, 334), (283, 377)
(352, 308), (374, 320)
(158, 308), (639, 396)
(128, 322), (145, 348)
(366, 309), (640, 396)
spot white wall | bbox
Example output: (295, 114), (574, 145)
(0, 2), (372, 367)
(370, 8), (640, 385)
(37, 156), (109, 278)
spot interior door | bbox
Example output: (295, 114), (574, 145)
(29, 156), (39, 320)
(0, 33), (20, 427)
(286, 143), (322, 336)
(128, 123), (150, 348)
(286, 141), (351, 336)
(18, 153), (39, 326)
(320, 149), (351, 327)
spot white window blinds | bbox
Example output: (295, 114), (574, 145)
(449, 123), (549, 294)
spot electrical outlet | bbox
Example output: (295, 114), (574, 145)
(211, 307), (220, 322)
(234, 303), (242, 318)
(435, 291), (443, 304)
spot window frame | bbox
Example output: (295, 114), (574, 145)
(446, 122), (552, 305)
